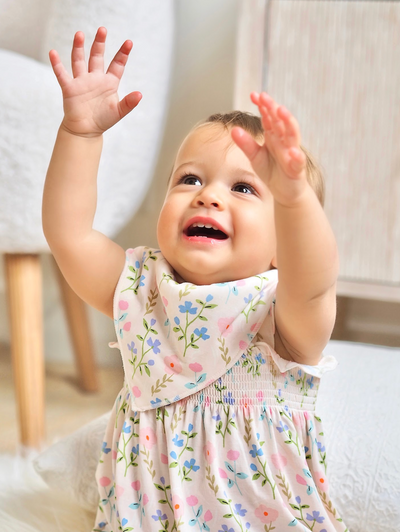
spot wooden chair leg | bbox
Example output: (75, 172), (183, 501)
(4, 253), (45, 448)
(52, 256), (99, 392)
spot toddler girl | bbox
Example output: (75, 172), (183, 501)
(43, 28), (348, 531)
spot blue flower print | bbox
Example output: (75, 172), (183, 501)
(97, 522), (106, 529)
(150, 397), (162, 407)
(150, 318), (156, 327)
(102, 442), (111, 454)
(184, 458), (200, 472)
(317, 441), (326, 452)
(244, 294), (253, 304)
(250, 463), (257, 471)
(132, 444), (139, 455)
(121, 518), (128, 526)
(172, 434), (184, 447)
(295, 496), (301, 504)
(127, 341), (137, 354)
(152, 509), (167, 521)
(122, 422), (131, 434)
(206, 294), (213, 302)
(212, 413), (221, 421)
(188, 423), (194, 432)
(174, 316), (180, 325)
(135, 260), (140, 268)
(194, 327), (210, 340)
(234, 504), (247, 516)
(170, 450), (177, 460)
(219, 526), (235, 532)
(307, 376), (314, 389)
(139, 275), (145, 287)
(148, 359), (155, 366)
(277, 421), (289, 433)
(306, 511), (325, 523)
(147, 337), (161, 354)
(249, 444), (263, 458)
(179, 301), (198, 314)
(224, 392), (235, 405)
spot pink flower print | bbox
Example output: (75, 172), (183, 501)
(186, 495), (198, 507)
(139, 426), (157, 449)
(296, 474), (308, 486)
(304, 411), (310, 420)
(189, 362), (203, 373)
(172, 495), (184, 518)
(315, 472), (329, 492)
(161, 453), (169, 465)
(116, 485), (125, 497)
(250, 322), (261, 332)
(112, 450), (117, 460)
(203, 441), (216, 464)
(218, 317), (235, 337)
(99, 476), (111, 487)
(132, 386), (141, 398)
(292, 411), (305, 427)
(143, 493), (149, 505)
(204, 395), (211, 407)
(164, 354), (183, 375)
(218, 467), (228, 479)
(123, 321), (131, 332)
(256, 390), (264, 403)
(162, 296), (168, 307)
(255, 505), (279, 523)
(271, 453), (288, 469)
(127, 248), (134, 254)
(131, 480), (140, 491)
(239, 394), (253, 410)
(236, 279), (246, 286)
(204, 510), (213, 522)
(227, 450), (240, 461)
(239, 340), (248, 350)
(119, 300), (129, 310)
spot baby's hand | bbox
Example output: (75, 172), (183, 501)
(49, 27), (142, 137)
(231, 92), (307, 206)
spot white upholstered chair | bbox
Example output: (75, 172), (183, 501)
(0, 0), (174, 447)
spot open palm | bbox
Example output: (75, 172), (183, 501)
(49, 27), (141, 137)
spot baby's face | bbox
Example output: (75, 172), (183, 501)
(157, 124), (277, 285)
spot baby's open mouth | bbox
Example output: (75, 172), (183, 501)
(185, 222), (228, 240)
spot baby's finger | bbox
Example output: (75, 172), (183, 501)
(118, 91), (142, 120)
(88, 27), (107, 73)
(231, 126), (269, 178)
(288, 147), (306, 176)
(260, 93), (286, 140)
(277, 105), (301, 148)
(250, 92), (260, 106)
(71, 31), (86, 78)
(49, 50), (72, 88)
(107, 40), (133, 80)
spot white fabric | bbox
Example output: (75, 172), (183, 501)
(0, 0), (174, 252)
(29, 340), (400, 532)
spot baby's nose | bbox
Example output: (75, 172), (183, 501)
(194, 186), (224, 209)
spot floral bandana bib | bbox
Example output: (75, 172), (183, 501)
(109, 247), (278, 411)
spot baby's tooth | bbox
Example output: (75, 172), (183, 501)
(205, 224), (212, 229)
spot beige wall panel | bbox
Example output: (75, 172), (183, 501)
(264, 0), (400, 287)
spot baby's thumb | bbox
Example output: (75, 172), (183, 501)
(118, 91), (142, 120)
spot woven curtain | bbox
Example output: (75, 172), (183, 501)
(263, 0), (400, 285)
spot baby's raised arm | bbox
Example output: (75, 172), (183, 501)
(232, 93), (339, 366)
(42, 28), (141, 317)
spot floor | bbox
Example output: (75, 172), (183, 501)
(0, 342), (124, 453)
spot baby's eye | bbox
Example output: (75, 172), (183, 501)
(232, 182), (255, 194)
(180, 175), (201, 186)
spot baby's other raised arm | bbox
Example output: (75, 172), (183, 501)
(232, 92), (339, 366)
(42, 28), (142, 318)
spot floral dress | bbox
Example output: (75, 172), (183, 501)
(93, 247), (348, 532)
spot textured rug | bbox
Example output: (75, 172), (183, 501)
(0, 452), (94, 532)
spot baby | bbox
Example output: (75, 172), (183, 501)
(43, 28), (348, 531)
